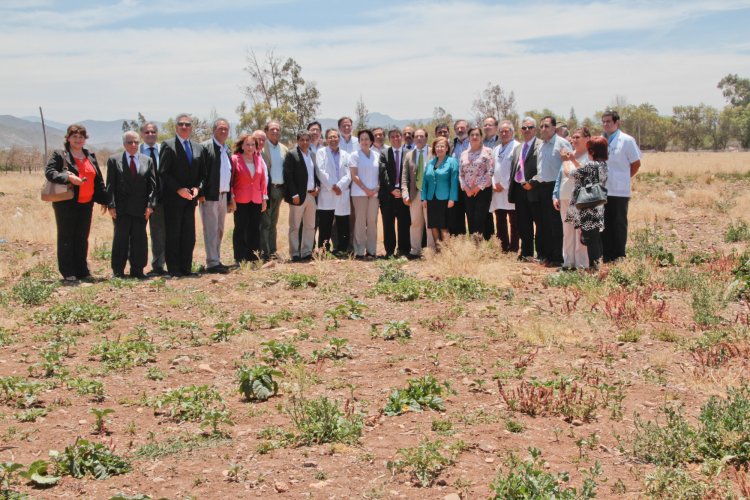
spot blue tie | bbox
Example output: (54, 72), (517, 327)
(183, 140), (193, 165)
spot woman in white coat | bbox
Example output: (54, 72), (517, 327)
(315, 128), (352, 255)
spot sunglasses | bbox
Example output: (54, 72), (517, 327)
(521, 126), (535, 131)
(143, 130), (157, 135)
(177, 122), (192, 128)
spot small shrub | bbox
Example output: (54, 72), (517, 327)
(260, 340), (300, 365)
(90, 328), (157, 370)
(283, 272), (318, 289)
(237, 364), (280, 402)
(697, 383), (750, 467)
(725, 220), (750, 242)
(384, 375), (452, 416)
(149, 385), (224, 422)
(645, 466), (733, 499)
(489, 447), (600, 499)
(286, 396), (362, 445)
(631, 406), (698, 466)
(372, 320), (412, 341)
(629, 228), (675, 266)
(505, 418), (525, 433)
(34, 302), (121, 326)
(12, 277), (57, 306)
(211, 322), (239, 342)
(691, 282), (726, 327)
(387, 438), (453, 487)
(51, 438), (131, 479)
(67, 377), (105, 401)
(0, 376), (45, 409)
(311, 337), (352, 360)
(617, 328), (642, 343)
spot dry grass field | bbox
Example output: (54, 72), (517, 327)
(1, 151), (750, 498)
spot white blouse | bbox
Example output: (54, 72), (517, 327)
(348, 149), (380, 197)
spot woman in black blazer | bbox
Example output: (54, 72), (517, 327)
(45, 124), (109, 281)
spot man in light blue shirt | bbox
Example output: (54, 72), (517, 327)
(450, 119), (470, 236)
(260, 120), (289, 259)
(140, 121), (166, 276)
(535, 115), (571, 267)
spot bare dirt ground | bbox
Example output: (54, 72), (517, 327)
(1, 152), (750, 499)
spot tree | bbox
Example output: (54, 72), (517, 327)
(718, 73), (750, 148)
(672, 104), (723, 150)
(618, 103), (671, 151)
(567, 107), (578, 131)
(160, 116), (212, 143)
(718, 74), (750, 107)
(121, 113), (147, 133)
(237, 49), (321, 141)
(472, 82), (518, 127)
(523, 108), (558, 127)
(354, 94), (369, 130)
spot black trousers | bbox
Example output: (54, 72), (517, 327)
(111, 213), (148, 275)
(163, 198), (196, 275)
(53, 200), (93, 278)
(380, 195), (411, 256)
(602, 196), (629, 262)
(233, 202), (262, 262)
(483, 212), (495, 240)
(581, 228), (603, 265)
(464, 187), (493, 239)
(318, 210), (350, 252)
(495, 209), (519, 252)
(448, 190), (467, 236)
(535, 182), (563, 263)
(514, 188), (539, 258)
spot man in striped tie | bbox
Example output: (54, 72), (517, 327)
(139, 121), (166, 276)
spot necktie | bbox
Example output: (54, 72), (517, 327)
(129, 155), (137, 180)
(183, 140), (193, 165)
(416, 149), (424, 189)
(148, 146), (157, 171)
(516, 142), (529, 183)
(395, 149), (401, 186)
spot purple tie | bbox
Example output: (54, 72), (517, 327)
(515, 142), (529, 183)
(395, 149), (401, 186)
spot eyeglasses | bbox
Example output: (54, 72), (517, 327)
(143, 130), (157, 135)
(125, 140), (139, 145)
(177, 122), (192, 128)
(500, 129), (512, 133)
(520, 126), (535, 131)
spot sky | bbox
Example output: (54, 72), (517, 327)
(2, 0), (750, 125)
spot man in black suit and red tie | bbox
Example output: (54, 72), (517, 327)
(159, 113), (206, 277)
(508, 117), (540, 262)
(105, 131), (156, 279)
(378, 128), (411, 258)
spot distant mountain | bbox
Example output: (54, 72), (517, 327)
(0, 115), (65, 150)
(20, 115), (142, 150)
(317, 113), (428, 132)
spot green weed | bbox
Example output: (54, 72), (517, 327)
(286, 396), (363, 446)
(237, 364), (280, 402)
(384, 375), (452, 416)
(387, 438), (454, 487)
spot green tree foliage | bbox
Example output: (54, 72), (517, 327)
(672, 104), (727, 150)
(472, 81), (518, 127)
(718, 73), (750, 147)
(236, 49), (321, 142)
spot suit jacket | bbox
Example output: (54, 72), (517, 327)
(508, 138), (540, 203)
(139, 143), (161, 203)
(45, 148), (109, 205)
(401, 146), (433, 201)
(106, 152), (156, 217)
(283, 147), (319, 204)
(421, 156), (460, 202)
(200, 138), (233, 204)
(159, 137), (206, 206)
(378, 146), (404, 202)
(262, 141), (289, 188)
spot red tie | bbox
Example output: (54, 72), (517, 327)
(129, 155), (137, 179)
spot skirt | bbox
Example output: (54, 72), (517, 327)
(426, 199), (449, 230)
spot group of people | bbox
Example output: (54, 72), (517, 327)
(43, 110), (641, 281)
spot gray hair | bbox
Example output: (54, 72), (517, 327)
(212, 118), (230, 131)
(122, 130), (139, 144)
(500, 119), (515, 134)
(175, 113), (191, 123)
(521, 116), (537, 127)
(140, 121), (158, 134)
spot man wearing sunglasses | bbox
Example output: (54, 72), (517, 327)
(508, 117), (540, 261)
(140, 122), (166, 276)
(159, 113), (206, 277)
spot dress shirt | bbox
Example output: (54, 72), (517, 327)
(127, 153), (140, 170)
(268, 141), (284, 184)
(302, 150), (315, 190)
(214, 138), (231, 193)
(537, 135), (571, 182)
(349, 149), (379, 196)
(139, 143), (159, 168)
(340, 135), (359, 154)
(483, 135), (499, 149)
(605, 130), (641, 197)
(452, 137), (470, 161)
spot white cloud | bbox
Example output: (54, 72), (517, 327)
(1, 0), (749, 124)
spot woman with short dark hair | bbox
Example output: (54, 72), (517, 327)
(45, 124), (109, 281)
(555, 127), (591, 270)
(349, 129), (380, 259)
(459, 127), (494, 239)
(230, 133), (268, 263)
(567, 136), (609, 270)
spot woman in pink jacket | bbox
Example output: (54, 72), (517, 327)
(230, 133), (268, 263)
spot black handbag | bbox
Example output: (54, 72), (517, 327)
(575, 181), (607, 209)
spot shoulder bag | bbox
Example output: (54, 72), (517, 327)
(41, 153), (74, 202)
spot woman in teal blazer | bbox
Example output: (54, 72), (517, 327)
(421, 136), (459, 246)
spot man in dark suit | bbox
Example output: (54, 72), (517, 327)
(106, 131), (156, 279)
(283, 130), (319, 261)
(159, 113), (206, 277)
(139, 122), (166, 276)
(508, 117), (540, 261)
(378, 128), (411, 258)
(199, 118), (233, 274)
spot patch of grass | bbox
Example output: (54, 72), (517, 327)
(0, 327), (15, 347)
(311, 337), (353, 361)
(662, 266), (703, 291)
(489, 447), (601, 499)
(725, 220), (750, 242)
(617, 328), (642, 343)
(431, 418), (454, 436)
(283, 272), (318, 289)
(134, 433), (230, 459)
(51, 438), (131, 479)
(651, 328), (681, 343)
(632, 406), (698, 466)
(697, 384), (750, 466)
(67, 377), (105, 401)
(384, 375), (452, 416)
(12, 277), (57, 306)
(34, 302), (121, 326)
(629, 228), (675, 266)
(505, 418), (525, 433)
(644, 466), (734, 499)
(264, 309), (294, 328)
(387, 438), (454, 488)
(0, 376), (45, 409)
(286, 396), (363, 446)
(260, 340), (300, 365)
(691, 280), (727, 327)
(371, 320), (412, 341)
(90, 328), (157, 371)
(148, 385), (225, 422)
